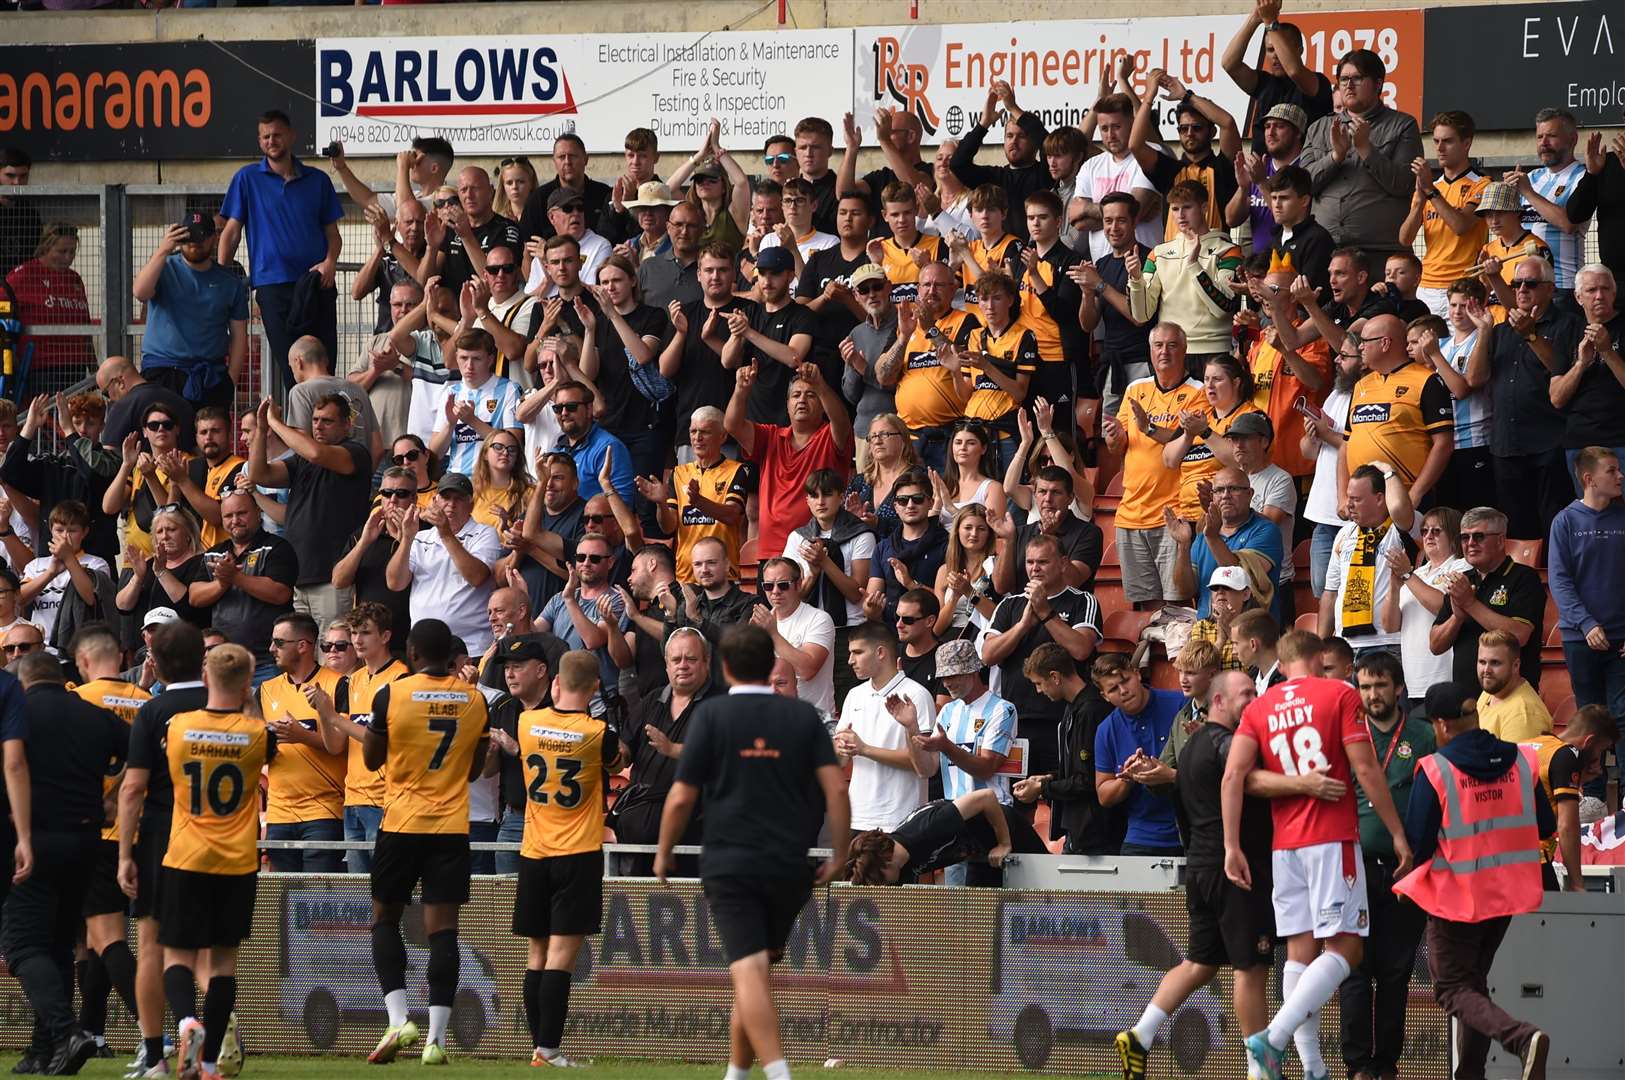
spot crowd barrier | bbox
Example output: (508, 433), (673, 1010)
(0, 872), (1456, 1076)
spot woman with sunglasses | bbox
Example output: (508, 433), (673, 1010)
(333, 465), (417, 641)
(102, 404), (193, 556)
(1163, 354), (1262, 521)
(933, 504), (998, 639)
(116, 504), (203, 647)
(386, 434), (438, 512)
(931, 420), (1006, 529)
(1381, 506), (1469, 711)
(471, 431), (533, 533)
(1004, 399), (1096, 521)
(319, 619), (361, 677)
(495, 157), (538, 225)
(667, 120), (749, 251)
(844, 413), (920, 533)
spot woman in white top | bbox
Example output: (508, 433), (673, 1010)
(1380, 506), (1470, 710)
(934, 504), (998, 638)
(1003, 399), (1095, 521)
(933, 421), (1005, 527)
(516, 336), (604, 469)
(923, 141), (973, 242)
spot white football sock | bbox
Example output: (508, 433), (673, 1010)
(1131, 1003), (1168, 1047)
(383, 989), (408, 1030)
(1268, 951), (1349, 1063)
(427, 1004), (451, 1047)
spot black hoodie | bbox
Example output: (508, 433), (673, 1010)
(1403, 728), (1556, 866)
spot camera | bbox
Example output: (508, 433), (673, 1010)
(322, 142), (342, 159)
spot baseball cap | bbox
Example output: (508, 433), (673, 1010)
(437, 472), (474, 498)
(178, 210), (215, 241)
(1263, 103), (1309, 132)
(624, 181), (679, 210)
(1228, 412), (1274, 441)
(143, 607), (179, 630)
(1423, 681), (1473, 721)
(848, 263), (889, 290)
(1208, 566), (1251, 593)
(1476, 182), (1521, 215)
(935, 638), (983, 679)
(546, 188), (585, 212)
(503, 637), (551, 663)
(690, 160), (725, 182)
(755, 246), (795, 274)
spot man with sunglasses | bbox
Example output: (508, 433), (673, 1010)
(1128, 70), (1242, 242)
(466, 243), (537, 384)
(1338, 314), (1454, 512)
(529, 189), (611, 294)
(1428, 506), (1546, 697)
(546, 377), (632, 505)
(1462, 256), (1583, 537)
(840, 265), (900, 466)
(636, 202), (705, 310)
(535, 533), (630, 717)
(387, 472), (502, 656)
(96, 356), (197, 455)
(949, 79), (1050, 242)
(256, 613), (347, 874)
(865, 471), (946, 624)
(251, 393), (372, 635)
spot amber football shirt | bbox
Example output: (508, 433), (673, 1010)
(518, 706), (611, 859)
(372, 673), (491, 834)
(73, 678), (152, 841)
(257, 667), (347, 824)
(163, 708), (273, 875)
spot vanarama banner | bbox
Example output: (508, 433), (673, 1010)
(0, 42), (315, 161)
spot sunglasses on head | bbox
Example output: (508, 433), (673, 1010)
(392, 449), (423, 465)
(145, 419), (176, 432)
(760, 580), (794, 592)
(499, 156), (530, 167)
(321, 641), (352, 652)
(764, 152), (794, 165)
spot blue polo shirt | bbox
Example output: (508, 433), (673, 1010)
(141, 255), (249, 366)
(220, 157), (343, 287)
(565, 424), (635, 504)
(1190, 512), (1283, 620)
(1094, 688), (1183, 849)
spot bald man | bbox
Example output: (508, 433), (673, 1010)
(1170, 465), (1285, 621)
(1339, 313), (1454, 507)
(95, 356), (196, 453)
(433, 165), (520, 291)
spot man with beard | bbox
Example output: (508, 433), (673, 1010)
(724, 246), (815, 425)
(1473, 630), (1551, 745)
(1228, 104), (1309, 255)
(1511, 107), (1594, 303)
(1129, 69), (1241, 240)
(949, 80), (1051, 241)
(512, 453), (586, 612)
(663, 536), (757, 685)
(659, 244), (758, 461)
(837, 108), (933, 233)
(535, 533), (630, 716)
(1073, 93), (1162, 260)
(133, 211), (248, 410)
(551, 379), (632, 503)
(874, 261), (978, 472)
(166, 407), (246, 550)
(1339, 651), (1433, 1080)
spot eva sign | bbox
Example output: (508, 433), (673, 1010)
(852, 15), (1252, 146)
(316, 33), (850, 155)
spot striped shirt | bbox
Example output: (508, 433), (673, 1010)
(1522, 161), (1589, 287)
(936, 689), (1017, 805)
(1439, 329), (1491, 450)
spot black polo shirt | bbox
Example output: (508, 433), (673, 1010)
(1013, 514), (1105, 585)
(1433, 556), (1546, 689)
(192, 530), (298, 667)
(25, 684), (128, 832)
(283, 440), (372, 587)
(671, 297), (757, 447)
(983, 586), (1102, 775)
(440, 213), (521, 292)
(1486, 308), (1584, 457)
(1551, 310), (1625, 448)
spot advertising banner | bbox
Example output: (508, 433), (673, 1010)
(0, 875), (1455, 1076)
(1423, 1), (1625, 129)
(316, 32), (851, 156)
(0, 41), (315, 161)
(1258, 9), (1424, 124)
(852, 16), (1251, 146)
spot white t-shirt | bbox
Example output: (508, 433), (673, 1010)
(1, 507), (33, 573)
(24, 554), (111, 637)
(758, 228), (838, 290)
(1076, 152), (1160, 259)
(1248, 463), (1298, 584)
(468, 683), (504, 822)
(520, 391), (563, 469)
(839, 670), (935, 831)
(1399, 556), (1470, 699)
(787, 527), (877, 627)
(406, 520), (504, 655)
(1306, 387), (1353, 526)
(775, 601), (837, 716)
(1324, 520), (1417, 647)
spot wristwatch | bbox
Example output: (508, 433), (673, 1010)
(1093, 281), (1107, 296)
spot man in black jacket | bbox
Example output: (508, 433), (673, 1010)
(950, 80), (1050, 241)
(1014, 643), (1123, 854)
(663, 536), (760, 685)
(4, 651), (128, 1075)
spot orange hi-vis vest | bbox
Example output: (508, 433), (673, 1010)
(1392, 745), (1544, 923)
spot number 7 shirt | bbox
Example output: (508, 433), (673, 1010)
(371, 673), (492, 835)
(1237, 675), (1367, 850)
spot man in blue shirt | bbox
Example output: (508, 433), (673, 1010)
(219, 109), (343, 396)
(1171, 466), (1284, 621)
(552, 379), (633, 503)
(131, 212), (248, 410)
(1091, 652), (1183, 855)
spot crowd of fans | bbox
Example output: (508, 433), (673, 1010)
(0, 3), (1622, 1078)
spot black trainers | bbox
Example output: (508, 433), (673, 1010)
(43, 1031), (96, 1077)
(10, 1052), (45, 1076)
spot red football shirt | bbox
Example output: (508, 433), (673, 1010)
(750, 421), (853, 560)
(1238, 675), (1368, 850)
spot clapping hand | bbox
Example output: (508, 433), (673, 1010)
(1163, 506), (1194, 545)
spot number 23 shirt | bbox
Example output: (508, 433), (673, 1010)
(517, 705), (613, 858)
(1238, 675), (1367, 850)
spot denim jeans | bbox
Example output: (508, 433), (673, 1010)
(266, 819), (345, 873)
(343, 805), (383, 874)
(494, 811), (525, 876)
(469, 819), (499, 876)
(909, 425), (951, 473)
(1563, 639), (1625, 797)
(1310, 521), (1341, 598)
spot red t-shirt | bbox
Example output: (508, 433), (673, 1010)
(750, 421), (852, 560)
(5, 259), (95, 370)
(1238, 675), (1368, 850)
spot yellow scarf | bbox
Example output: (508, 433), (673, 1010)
(1340, 519), (1391, 637)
